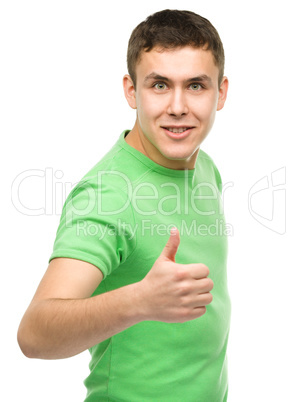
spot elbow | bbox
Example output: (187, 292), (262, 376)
(17, 320), (38, 359)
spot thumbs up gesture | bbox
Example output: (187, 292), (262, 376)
(137, 227), (214, 323)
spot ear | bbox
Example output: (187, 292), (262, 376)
(217, 76), (229, 111)
(123, 74), (137, 109)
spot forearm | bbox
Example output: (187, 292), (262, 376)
(17, 282), (143, 360)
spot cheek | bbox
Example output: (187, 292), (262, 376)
(137, 95), (163, 124)
(193, 94), (218, 122)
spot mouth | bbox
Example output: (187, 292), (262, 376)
(161, 126), (194, 139)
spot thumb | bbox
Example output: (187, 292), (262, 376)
(160, 227), (180, 262)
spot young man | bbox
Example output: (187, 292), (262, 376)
(18, 9), (231, 401)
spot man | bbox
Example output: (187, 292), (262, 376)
(18, 9), (231, 401)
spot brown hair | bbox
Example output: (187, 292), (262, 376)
(127, 9), (225, 88)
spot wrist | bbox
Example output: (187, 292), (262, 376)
(125, 281), (150, 323)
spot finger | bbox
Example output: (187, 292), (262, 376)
(160, 227), (180, 262)
(184, 263), (210, 279)
(195, 277), (214, 293)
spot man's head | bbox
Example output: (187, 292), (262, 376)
(123, 10), (228, 170)
(127, 9), (225, 89)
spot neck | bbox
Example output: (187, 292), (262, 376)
(124, 122), (199, 170)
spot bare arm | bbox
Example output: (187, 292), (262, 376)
(17, 228), (213, 360)
(17, 257), (143, 359)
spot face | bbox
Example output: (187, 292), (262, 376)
(123, 46), (228, 170)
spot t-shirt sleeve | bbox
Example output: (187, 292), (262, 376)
(48, 178), (137, 278)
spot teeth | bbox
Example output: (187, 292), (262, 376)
(167, 127), (189, 133)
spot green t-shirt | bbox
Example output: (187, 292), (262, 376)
(49, 130), (231, 401)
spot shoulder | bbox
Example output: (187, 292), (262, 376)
(198, 149), (223, 192)
(69, 139), (132, 197)
(61, 142), (135, 220)
(198, 148), (216, 164)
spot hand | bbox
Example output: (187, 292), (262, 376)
(138, 227), (214, 323)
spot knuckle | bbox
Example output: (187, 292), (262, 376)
(178, 283), (191, 297)
(197, 292), (212, 306)
(179, 307), (193, 322)
(206, 278), (214, 290)
(205, 292), (213, 304)
(178, 295), (189, 310)
(198, 278), (212, 292)
(174, 267), (187, 281)
(193, 307), (206, 319)
(197, 263), (210, 277)
(199, 306), (207, 316)
(177, 305), (208, 322)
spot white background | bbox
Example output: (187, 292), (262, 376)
(1, 0), (295, 401)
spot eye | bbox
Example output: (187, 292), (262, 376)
(153, 82), (167, 90)
(190, 83), (202, 91)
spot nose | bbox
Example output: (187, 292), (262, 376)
(167, 89), (189, 117)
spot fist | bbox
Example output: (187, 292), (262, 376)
(138, 227), (214, 323)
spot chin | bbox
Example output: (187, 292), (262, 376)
(162, 147), (198, 160)
(167, 153), (190, 160)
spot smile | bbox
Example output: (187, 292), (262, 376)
(161, 126), (194, 140)
(162, 126), (194, 132)
(166, 127), (190, 133)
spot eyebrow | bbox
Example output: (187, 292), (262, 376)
(143, 72), (213, 85)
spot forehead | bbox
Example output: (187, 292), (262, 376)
(136, 46), (219, 83)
